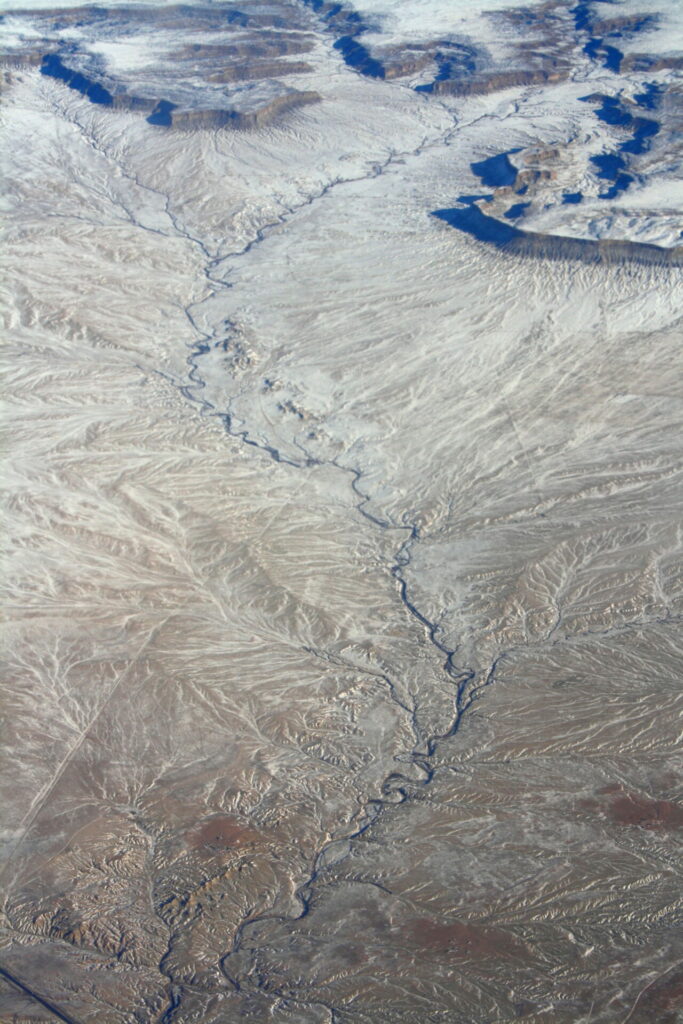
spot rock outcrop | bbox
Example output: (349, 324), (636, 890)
(32, 51), (321, 131)
(148, 91), (321, 130)
(434, 202), (683, 266)
(428, 66), (569, 96)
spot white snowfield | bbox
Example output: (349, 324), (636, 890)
(1, 1), (682, 1022)
(353, 0), (549, 52)
(607, 0), (683, 53)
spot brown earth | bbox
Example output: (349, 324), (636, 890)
(406, 918), (530, 959)
(580, 788), (683, 829)
(186, 815), (263, 853)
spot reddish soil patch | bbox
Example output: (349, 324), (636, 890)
(406, 917), (528, 959)
(331, 942), (366, 967)
(186, 815), (262, 853)
(608, 792), (683, 829)
(629, 966), (683, 1023)
(579, 789), (683, 830)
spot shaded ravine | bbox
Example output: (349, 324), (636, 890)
(301, 0), (386, 79)
(26, 89), (495, 1024)
(32, 78), (681, 1023)
(153, 157), (505, 1024)
(164, 224), (681, 1021)
(572, 1), (657, 74)
(41, 81), (522, 1023)
(145, 84), (677, 1021)
(179, 399), (497, 1022)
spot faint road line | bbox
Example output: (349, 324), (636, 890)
(0, 965), (82, 1024)
(1, 614), (174, 886)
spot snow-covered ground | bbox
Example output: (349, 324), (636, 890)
(1, 2), (682, 1022)
(354, 0), (549, 55)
